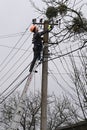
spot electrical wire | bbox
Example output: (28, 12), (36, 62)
(0, 62), (31, 97)
(0, 15), (44, 102)
(54, 43), (75, 81)
(1, 12), (86, 104)
(0, 34), (32, 83)
(0, 44), (29, 51)
(0, 27), (29, 68)
(0, 33), (31, 75)
(48, 67), (78, 103)
(0, 21), (33, 76)
(0, 14), (42, 80)
(51, 60), (75, 92)
(0, 51), (32, 88)
(48, 43), (87, 62)
(0, 73), (30, 104)
(0, 60), (41, 104)
(0, 32), (28, 39)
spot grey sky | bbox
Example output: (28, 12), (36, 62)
(0, 0), (39, 93)
(0, 0), (87, 102)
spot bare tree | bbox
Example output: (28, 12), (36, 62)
(47, 95), (80, 130)
(0, 92), (81, 130)
(0, 92), (19, 130)
(0, 92), (41, 130)
(68, 50), (87, 120)
(20, 92), (41, 130)
(29, 0), (87, 122)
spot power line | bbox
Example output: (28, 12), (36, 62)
(0, 73), (30, 104)
(0, 33), (31, 75)
(0, 24), (31, 69)
(0, 60), (41, 103)
(0, 37), (32, 84)
(0, 44), (30, 51)
(51, 60), (75, 92)
(48, 44), (87, 62)
(48, 67), (78, 102)
(0, 14), (43, 69)
(52, 42), (75, 80)
(0, 51), (32, 89)
(0, 32), (28, 39)
(0, 15), (43, 75)
(0, 15), (46, 101)
(0, 62), (31, 97)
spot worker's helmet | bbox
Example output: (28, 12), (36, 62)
(30, 25), (38, 32)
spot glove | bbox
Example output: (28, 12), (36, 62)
(48, 25), (53, 31)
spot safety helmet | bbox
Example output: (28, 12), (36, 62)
(30, 25), (38, 32)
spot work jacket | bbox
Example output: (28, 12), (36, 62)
(32, 29), (52, 47)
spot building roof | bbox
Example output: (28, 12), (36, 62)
(57, 120), (87, 130)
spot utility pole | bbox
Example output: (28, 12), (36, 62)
(41, 20), (49, 130)
(32, 19), (58, 130)
(31, 19), (49, 130)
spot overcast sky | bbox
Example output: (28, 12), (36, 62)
(0, 0), (50, 99)
(0, 0), (39, 95)
(0, 0), (87, 103)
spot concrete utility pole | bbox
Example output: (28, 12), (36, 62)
(32, 19), (57, 130)
(41, 20), (49, 130)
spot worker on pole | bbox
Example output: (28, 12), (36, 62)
(29, 24), (53, 73)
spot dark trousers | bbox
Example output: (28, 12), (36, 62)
(29, 45), (42, 72)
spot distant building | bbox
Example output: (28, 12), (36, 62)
(57, 121), (87, 130)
